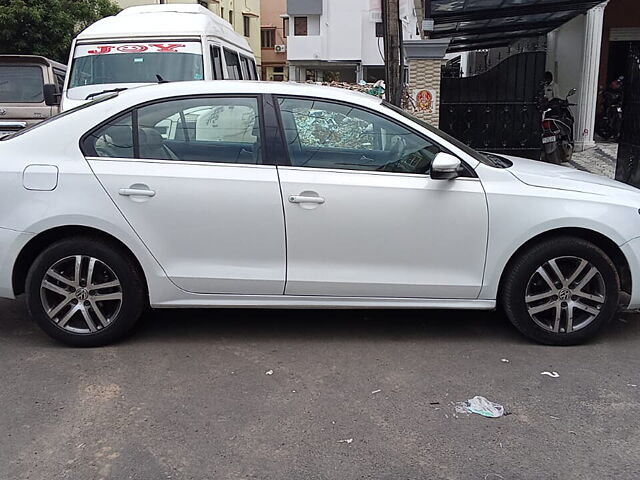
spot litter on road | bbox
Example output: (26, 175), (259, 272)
(338, 438), (353, 444)
(455, 396), (505, 418)
(371, 389), (382, 395)
(265, 370), (274, 375)
(541, 371), (560, 378)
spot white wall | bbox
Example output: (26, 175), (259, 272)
(287, 0), (419, 64)
(546, 15), (586, 120)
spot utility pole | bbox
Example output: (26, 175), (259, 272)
(382, 0), (403, 106)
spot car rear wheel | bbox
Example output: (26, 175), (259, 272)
(501, 236), (620, 345)
(25, 237), (145, 347)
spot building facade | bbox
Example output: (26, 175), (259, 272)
(284, 0), (422, 83)
(113, 0), (261, 66)
(260, 0), (288, 81)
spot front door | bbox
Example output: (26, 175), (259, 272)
(276, 97), (488, 298)
(85, 96), (286, 294)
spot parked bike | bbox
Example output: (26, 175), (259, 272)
(596, 86), (623, 141)
(541, 88), (576, 165)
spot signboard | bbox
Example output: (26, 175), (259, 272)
(74, 42), (202, 57)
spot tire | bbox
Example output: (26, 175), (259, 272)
(25, 237), (145, 347)
(542, 145), (563, 165)
(501, 236), (620, 345)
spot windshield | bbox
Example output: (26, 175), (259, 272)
(382, 101), (508, 168)
(0, 65), (44, 103)
(68, 42), (204, 89)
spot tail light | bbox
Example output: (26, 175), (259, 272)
(542, 120), (553, 129)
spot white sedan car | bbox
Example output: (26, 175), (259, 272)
(0, 81), (638, 347)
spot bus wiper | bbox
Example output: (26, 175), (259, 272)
(85, 87), (128, 100)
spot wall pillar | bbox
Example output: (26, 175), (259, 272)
(404, 39), (450, 127)
(574, 2), (608, 152)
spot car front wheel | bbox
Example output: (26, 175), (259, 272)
(502, 236), (620, 345)
(25, 237), (145, 347)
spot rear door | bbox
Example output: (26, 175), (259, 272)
(84, 95), (286, 294)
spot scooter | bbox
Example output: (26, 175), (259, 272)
(541, 88), (576, 165)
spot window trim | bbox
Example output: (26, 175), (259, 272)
(80, 94), (268, 167)
(272, 95), (476, 177)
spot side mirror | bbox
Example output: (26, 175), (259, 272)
(43, 83), (61, 106)
(567, 88), (577, 98)
(431, 152), (462, 180)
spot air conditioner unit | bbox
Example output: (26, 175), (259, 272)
(275, 44), (286, 53)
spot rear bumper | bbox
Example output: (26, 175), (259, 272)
(0, 227), (34, 299)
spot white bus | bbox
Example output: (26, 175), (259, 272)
(62, 4), (258, 111)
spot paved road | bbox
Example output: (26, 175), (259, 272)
(1, 297), (639, 479)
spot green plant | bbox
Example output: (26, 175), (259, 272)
(0, 0), (120, 63)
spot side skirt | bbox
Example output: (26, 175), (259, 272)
(152, 295), (496, 310)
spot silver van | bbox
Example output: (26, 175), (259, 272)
(0, 55), (66, 137)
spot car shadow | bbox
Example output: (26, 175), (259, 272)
(1, 298), (638, 348)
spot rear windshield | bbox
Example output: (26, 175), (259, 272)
(0, 66), (44, 103)
(69, 42), (204, 88)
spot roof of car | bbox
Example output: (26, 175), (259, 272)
(109, 81), (385, 110)
(0, 55), (66, 70)
(76, 5), (251, 53)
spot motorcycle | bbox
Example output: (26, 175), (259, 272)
(596, 88), (623, 141)
(541, 88), (576, 165)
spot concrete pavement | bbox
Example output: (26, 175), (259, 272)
(1, 297), (640, 479)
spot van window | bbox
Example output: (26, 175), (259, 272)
(0, 66), (44, 103)
(210, 45), (223, 80)
(240, 56), (250, 80)
(224, 49), (242, 80)
(68, 42), (204, 91)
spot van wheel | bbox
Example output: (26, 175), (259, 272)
(501, 237), (619, 345)
(25, 237), (145, 347)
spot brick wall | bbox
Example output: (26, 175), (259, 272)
(406, 58), (443, 127)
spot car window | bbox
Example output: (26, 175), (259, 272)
(0, 66), (44, 103)
(224, 49), (242, 80)
(87, 112), (134, 158)
(53, 69), (66, 92)
(277, 97), (442, 173)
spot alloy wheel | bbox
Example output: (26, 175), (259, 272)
(525, 256), (606, 333)
(40, 255), (123, 334)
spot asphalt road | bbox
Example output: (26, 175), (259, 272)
(1, 297), (640, 480)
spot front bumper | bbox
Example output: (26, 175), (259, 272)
(621, 236), (640, 309)
(0, 227), (34, 299)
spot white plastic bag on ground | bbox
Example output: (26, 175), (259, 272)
(456, 396), (504, 418)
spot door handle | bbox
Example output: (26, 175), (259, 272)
(288, 195), (325, 204)
(119, 188), (156, 197)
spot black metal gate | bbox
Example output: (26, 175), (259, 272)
(439, 52), (545, 159)
(615, 43), (640, 187)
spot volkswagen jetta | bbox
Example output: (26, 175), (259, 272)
(1, 81), (639, 346)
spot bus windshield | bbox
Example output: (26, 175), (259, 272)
(68, 42), (204, 91)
